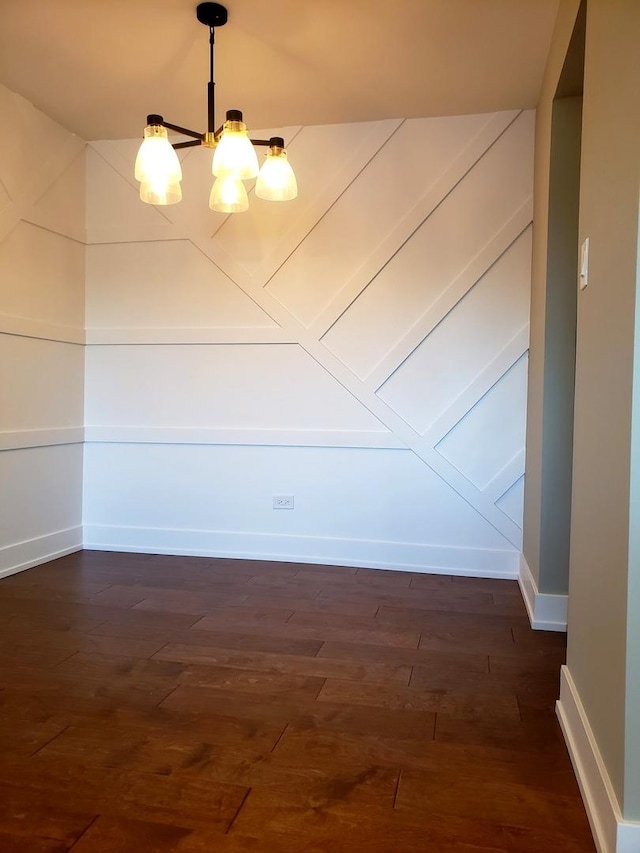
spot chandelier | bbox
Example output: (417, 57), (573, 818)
(134, 2), (297, 213)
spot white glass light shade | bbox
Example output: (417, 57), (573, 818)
(135, 124), (182, 184)
(139, 178), (182, 206)
(209, 176), (249, 213)
(255, 149), (298, 201)
(211, 122), (259, 179)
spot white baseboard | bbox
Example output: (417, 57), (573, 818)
(0, 527), (83, 579)
(518, 553), (567, 631)
(82, 524), (520, 578)
(557, 667), (640, 853)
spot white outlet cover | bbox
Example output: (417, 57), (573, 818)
(273, 495), (294, 509)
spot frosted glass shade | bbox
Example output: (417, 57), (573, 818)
(139, 178), (182, 205)
(209, 176), (249, 213)
(135, 124), (182, 184)
(212, 123), (259, 180)
(255, 149), (298, 201)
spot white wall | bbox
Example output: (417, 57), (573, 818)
(83, 110), (534, 575)
(0, 84), (85, 576)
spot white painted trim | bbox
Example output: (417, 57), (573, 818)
(0, 427), (85, 452)
(177, 139), (526, 549)
(484, 449), (526, 503)
(83, 426), (404, 449)
(83, 524), (519, 578)
(194, 120), (403, 294)
(85, 328), (297, 345)
(310, 110), (521, 339)
(0, 314), (85, 345)
(365, 208), (532, 391)
(247, 123), (401, 285)
(518, 553), (568, 631)
(21, 215), (86, 246)
(0, 527), (83, 578)
(426, 331), (529, 446)
(557, 667), (640, 853)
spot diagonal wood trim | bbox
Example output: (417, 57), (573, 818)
(365, 207), (533, 389)
(85, 328), (297, 346)
(188, 251), (522, 548)
(257, 120), (404, 290)
(193, 120), (404, 295)
(483, 451), (526, 504)
(424, 328), (530, 445)
(83, 426), (404, 449)
(298, 335), (522, 547)
(16, 217), (86, 246)
(87, 226), (190, 245)
(0, 427), (85, 451)
(0, 144), (86, 245)
(86, 144), (177, 245)
(311, 110), (522, 340)
(0, 314), (85, 345)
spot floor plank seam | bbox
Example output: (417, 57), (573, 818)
(64, 813), (100, 850)
(392, 768), (402, 809)
(313, 641), (327, 658)
(155, 685), (180, 709)
(225, 788), (252, 834)
(28, 723), (73, 758)
(85, 619), (111, 636)
(51, 649), (84, 669)
(270, 723), (289, 753)
(314, 678), (328, 700)
(147, 641), (171, 660)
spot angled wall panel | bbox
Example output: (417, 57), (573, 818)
(322, 111), (534, 379)
(378, 227), (532, 434)
(436, 355), (529, 490)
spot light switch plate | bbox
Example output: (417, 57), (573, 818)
(579, 237), (589, 290)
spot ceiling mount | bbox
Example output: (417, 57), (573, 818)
(196, 3), (228, 28)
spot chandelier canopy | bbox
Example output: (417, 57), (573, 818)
(134, 2), (297, 213)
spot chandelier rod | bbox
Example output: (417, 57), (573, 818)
(208, 24), (215, 135)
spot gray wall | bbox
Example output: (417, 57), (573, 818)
(525, 0), (640, 818)
(538, 94), (581, 595)
(523, 0), (581, 589)
(570, 0), (639, 816)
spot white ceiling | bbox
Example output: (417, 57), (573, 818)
(0, 0), (559, 141)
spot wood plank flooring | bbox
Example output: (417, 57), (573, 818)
(0, 551), (595, 851)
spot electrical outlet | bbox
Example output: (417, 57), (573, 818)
(273, 495), (294, 509)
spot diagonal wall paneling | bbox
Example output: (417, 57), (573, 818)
(84, 109), (535, 573)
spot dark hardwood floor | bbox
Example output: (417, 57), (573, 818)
(0, 551), (595, 851)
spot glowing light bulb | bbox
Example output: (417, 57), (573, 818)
(212, 112), (259, 179)
(209, 176), (249, 213)
(256, 142), (297, 201)
(135, 122), (182, 205)
(139, 178), (182, 206)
